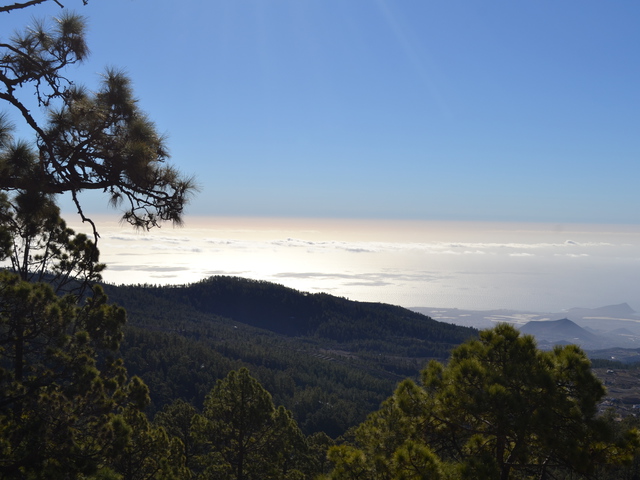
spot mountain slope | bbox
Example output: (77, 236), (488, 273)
(521, 318), (598, 340)
(109, 276), (473, 347)
(520, 318), (603, 348)
(103, 276), (477, 436)
(567, 303), (637, 318)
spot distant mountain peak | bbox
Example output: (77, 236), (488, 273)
(567, 303), (636, 316)
(593, 303), (636, 315)
(522, 317), (579, 330)
(520, 318), (599, 345)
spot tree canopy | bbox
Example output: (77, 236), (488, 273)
(2, 2), (640, 479)
(326, 324), (640, 480)
(0, 6), (195, 233)
(0, 3), (196, 478)
(193, 367), (309, 480)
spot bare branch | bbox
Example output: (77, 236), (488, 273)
(1, 0), (89, 13)
(0, 0), (55, 14)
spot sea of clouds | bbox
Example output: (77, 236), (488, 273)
(57, 216), (640, 314)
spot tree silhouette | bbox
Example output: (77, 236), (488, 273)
(0, 0), (85, 14)
(0, 10), (195, 235)
(0, 3), (195, 477)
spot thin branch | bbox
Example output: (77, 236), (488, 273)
(71, 188), (99, 242)
(0, 0), (57, 14)
(0, 92), (48, 142)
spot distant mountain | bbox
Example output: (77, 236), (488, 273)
(566, 303), (637, 318)
(411, 303), (640, 350)
(520, 318), (601, 348)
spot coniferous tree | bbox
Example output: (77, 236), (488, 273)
(193, 367), (309, 480)
(0, 8), (194, 235)
(0, 3), (195, 477)
(154, 399), (201, 474)
(0, 268), (142, 477)
(107, 383), (189, 480)
(326, 324), (639, 480)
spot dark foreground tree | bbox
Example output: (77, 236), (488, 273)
(0, 10), (195, 233)
(154, 399), (201, 474)
(327, 324), (639, 480)
(107, 385), (189, 480)
(0, 190), (105, 295)
(0, 2), (195, 477)
(0, 194), (189, 478)
(193, 367), (309, 480)
(0, 269), (125, 477)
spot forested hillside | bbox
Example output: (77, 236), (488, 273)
(104, 276), (477, 436)
(111, 276), (471, 345)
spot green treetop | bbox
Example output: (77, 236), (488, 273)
(327, 324), (639, 480)
(193, 367), (310, 480)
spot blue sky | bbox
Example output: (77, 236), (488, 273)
(4, 0), (640, 223)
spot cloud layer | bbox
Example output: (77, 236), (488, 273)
(58, 217), (640, 312)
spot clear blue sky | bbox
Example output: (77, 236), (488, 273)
(5, 0), (640, 224)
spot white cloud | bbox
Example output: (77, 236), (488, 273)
(83, 219), (640, 313)
(107, 265), (190, 272)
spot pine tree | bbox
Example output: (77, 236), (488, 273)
(0, 3), (195, 477)
(327, 324), (640, 480)
(193, 368), (309, 480)
(0, 8), (194, 234)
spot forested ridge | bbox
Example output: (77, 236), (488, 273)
(103, 276), (476, 437)
(122, 275), (472, 343)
